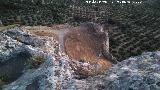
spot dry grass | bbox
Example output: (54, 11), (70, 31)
(20, 25), (112, 76)
(21, 25), (70, 41)
(64, 28), (112, 75)
(32, 30), (58, 39)
(0, 24), (20, 32)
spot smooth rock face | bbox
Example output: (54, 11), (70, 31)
(0, 26), (160, 90)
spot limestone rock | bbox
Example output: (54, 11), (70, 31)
(3, 27), (46, 47)
(77, 51), (160, 90)
(0, 27), (75, 90)
(0, 26), (160, 90)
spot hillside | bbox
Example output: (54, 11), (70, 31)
(0, 0), (160, 60)
(0, 26), (160, 90)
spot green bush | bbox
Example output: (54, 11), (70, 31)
(0, 75), (10, 89)
(27, 55), (44, 69)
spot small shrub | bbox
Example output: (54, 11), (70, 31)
(27, 55), (44, 69)
(0, 75), (10, 89)
(0, 79), (5, 90)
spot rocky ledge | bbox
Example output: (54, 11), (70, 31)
(0, 26), (160, 90)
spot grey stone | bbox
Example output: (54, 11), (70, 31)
(1, 26), (160, 90)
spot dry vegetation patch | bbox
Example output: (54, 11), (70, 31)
(21, 24), (113, 76)
(64, 27), (112, 76)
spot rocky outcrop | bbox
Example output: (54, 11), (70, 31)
(0, 32), (32, 83)
(0, 26), (160, 90)
(78, 51), (160, 90)
(1, 0), (160, 62)
(3, 27), (46, 47)
(0, 27), (74, 90)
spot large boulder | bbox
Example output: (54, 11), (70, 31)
(75, 51), (160, 90)
(0, 27), (75, 90)
(0, 32), (32, 83)
(3, 27), (46, 47)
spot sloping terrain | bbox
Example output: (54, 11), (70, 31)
(67, 3), (160, 61)
(64, 26), (112, 76)
(109, 26), (160, 60)
(0, 26), (160, 90)
(1, 0), (160, 61)
(21, 24), (113, 76)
